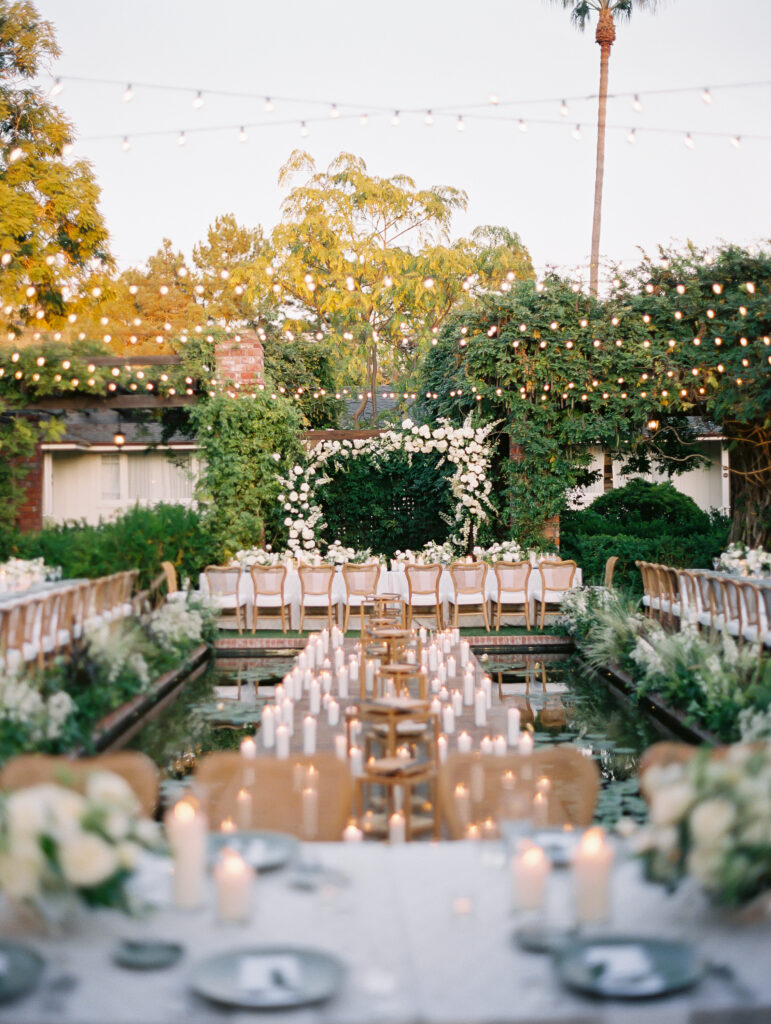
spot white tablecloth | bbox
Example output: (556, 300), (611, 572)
(2, 841), (767, 1023)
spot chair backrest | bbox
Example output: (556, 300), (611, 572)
(603, 556), (619, 588)
(0, 752), (160, 816)
(493, 561), (531, 594)
(657, 565), (680, 605)
(691, 570), (713, 614)
(720, 577), (743, 628)
(195, 752), (353, 841)
(405, 564), (441, 599)
(639, 740), (767, 800)
(759, 585), (771, 628)
(738, 580), (762, 631)
(449, 561), (488, 596)
(538, 560), (577, 593)
(205, 565), (241, 598)
(250, 564), (287, 598)
(342, 563), (381, 599)
(298, 564), (335, 597)
(438, 748), (599, 838)
(161, 561), (179, 595)
(677, 570), (700, 618)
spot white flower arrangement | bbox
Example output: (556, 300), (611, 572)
(717, 542), (771, 578)
(233, 547), (284, 567)
(85, 625), (151, 688)
(472, 540), (526, 564)
(634, 745), (771, 907)
(0, 558), (61, 593)
(324, 541), (380, 566)
(0, 672), (74, 743)
(393, 540), (458, 567)
(147, 601), (207, 652)
(277, 414), (499, 554)
(0, 771), (163, 910)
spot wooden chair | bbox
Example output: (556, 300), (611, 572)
(677, 569), (701, 626)
(447, 561), (490, 631)
(439, 748), (600, 838)
(341, 563), (382, 633)
(691, 570), (718, 632)
(490, 561), (531, 631)
(194, 752), (353, 841)
(603, 555), (619, 589)
(537, 559), (577, 629)
(657, 565), (681, 629)
(404, 564), (443, 631)
(298, 564), (337, 631)
(636, 561), (656, 618)
(249, 565), (291, 634)
(160, 560), (187, 604)
(0, 752), (160, 816)
(719, 577), (744, 638)
(739, 580), (769, 648)
(205, 565), (248, 634)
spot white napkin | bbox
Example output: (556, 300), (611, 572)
(585, 944), (662, 994)
(238, 954), (303, 994)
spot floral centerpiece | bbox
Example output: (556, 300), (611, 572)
(0, 557), (61, 593)
(717, 543), (771, 578)
(472, 540), (526, 564)
(0, 771), (163, 917)
(233, 547), (286, 568)
(324, 541), (381, 566)
(634, 744), (771, 908)
(393, 540), (457, 568)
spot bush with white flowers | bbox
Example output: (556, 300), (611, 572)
(0, 672), (74, 744)
(277, 414), (498, 554)
(634, 744), (771, 907)
(0, 771), (163, 911)
(717, 542), (771, 577)
(147, 601), (210, 652)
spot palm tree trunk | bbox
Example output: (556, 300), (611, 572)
(589, 9), (616, 297)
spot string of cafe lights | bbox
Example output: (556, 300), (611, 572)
(41, 74), (771, 152)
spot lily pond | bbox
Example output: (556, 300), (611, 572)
(130, 650), (661, 828)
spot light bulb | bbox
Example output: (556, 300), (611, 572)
(300, 121), (309, 137)
(9, 147), (23, 163)
(360, 112), (368, 126)
(489, 93), (499, 105)
(192, 90), (204, 109)
(424, 110), (434, 125)
(238, 126), (247, 142)
(518, 119), (527, 133)
(701, 88), (712, 104)
(560, 99), (568, 117)
(456, 116), (465, 131)
(391, 110), (400, 126)
(684, 133), (695, 149)
(264, 97), (274, 112)
(121, 136), (130, 151)
(177, 131), (186, 146)
(50, 78), (63, 96)
(626, 128), (636, 144)
(62, 142), (73, 156)
(572, 124), (582, 141)
(329, 103), (339, 118)
(123, 83), (134, 102)
(632, 94), (643, 112)
(730, 135), (741, 149)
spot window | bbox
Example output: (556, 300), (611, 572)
(100, 453), (121, 500)
(128, 453), (194, 504)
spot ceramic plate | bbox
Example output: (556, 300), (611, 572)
(555, 935), (703, 999)
(191, 946), (345, 1009)
(113, 940), (184, 971)
(0, 942), (44, 1004)
(208, 831), (298, 872)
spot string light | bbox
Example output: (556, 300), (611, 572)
(518, 119), (528, 133)
(391, 110), (400, 126)
(238, 126), (247, 143)
(122, 83), (134, 102)
(626, 128), (636, 144)
(360, 113), (369, 126)
(424, 110), (434, 126)
(701, 88), (713, 104)
(560, 100), (569, 117)
(684, 132), (695, 149)
(264, 97), (274, 112)
(121, 136), (130, 151)
(300, 121), (309, 137)
(329, 104), (339, 118)
(632, 94), (643, 112)
(456, 116), (465, 132)
(177, 131), (186, 146)
(731, 135), (741, 149)
(192, 90), (204, 109)
(572, 124), (582, 141)
(50, 78), (63, 96)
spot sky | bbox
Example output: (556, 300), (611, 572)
(31, 0), (771, 282)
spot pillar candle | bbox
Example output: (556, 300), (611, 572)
(343, 821), (363, 842)
(349, 654), (359, 678)
(451, 689), (463, 717)
(301, 785), (319, 840)
(274, 683), (285, 704)
(463, 670), (475, 706)
(349, 745), (363, 777)
(406, 649), (416, 665)
(518, 731), (534, 757)
(442, 633), (452, 654)
(482, 675), (492, 710)
(320, 627), (329, 653)
(298, 651), (307, 670)
(337, 664), (349, 698)
(260, 705), (275, 748)
(327, 698), (340, 726)
(166, 800), (207, 910)
(474, 687), (487, 727)
(309, 679), (321, 715)
(240, 736), (257, 761)
(303, 668), (313, 690)
(236, 787), (252, 831)
(453, 783), (471, 827)
(574, 827), (614, 923)
(437, 663), (447, 685)
(437, 735), (448, 763)
(442, 704), (455, 734)
(281, 697), (294, 735)
(439, 685), (449, 702)
(420, 649), (428, 670)
(388, 811), (406, 844)
(419, 627), (427, 644)
(365, 659), (375, 691)
(511, 842), (551, 911)
(507, 707), (521, 746)
(302, 715), (317, 755)
(480, 735), (493, 755)
(430, 696), (442, 717)
(430, 675), (441, 693)
(493, 735), (507, 757)
(447, 655), (457, 678)
(334, 734), (348, 761)
(532, 791), (549, 828)
(275, 724), (290, 759)
(214, 848), (253, 922)
(428, 645), (438, 671)
(457, 730), (472, 754)
(452, 628), (460, 645)
(459, 640), (470, 666)
(334, 647), (344, 672)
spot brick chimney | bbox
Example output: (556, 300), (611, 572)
(214, 330), (265, 390)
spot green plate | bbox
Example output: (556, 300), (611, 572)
(208, 831), (298, 872)
(0, 941), (44, 1004)
(555, 935), (703, 999)
(113, 940), (184, 971)
(191, 946), (345, 1009)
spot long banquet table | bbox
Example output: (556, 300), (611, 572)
(1, 840), (768, 1024)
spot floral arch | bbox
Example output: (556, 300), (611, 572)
(277, 415), (499, 554)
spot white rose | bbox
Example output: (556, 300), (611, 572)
(59, 832), (118, 887)
(289, 529), (298, 539)
(300, 483), (310, 492)
(686, 847), (722, 888)
(689, 798), (735, 848)
(289, 491), (299, 502)
(0, 844), (42, 900)
(86, 771), (138, 812)
(284, 517), (292, 527)
(134, 818), (161, 847)
(649, 781), (693, 826)
(117, 841), (141, 870)
(104, 811), (130, 842)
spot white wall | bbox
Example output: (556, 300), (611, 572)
(44, 449), (199, 525)
(569, 441), (728, 515)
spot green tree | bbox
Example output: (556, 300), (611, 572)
(0, 0), (111, 335)
(552, 0), (659, 295)
(267, 151), (533, 423)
